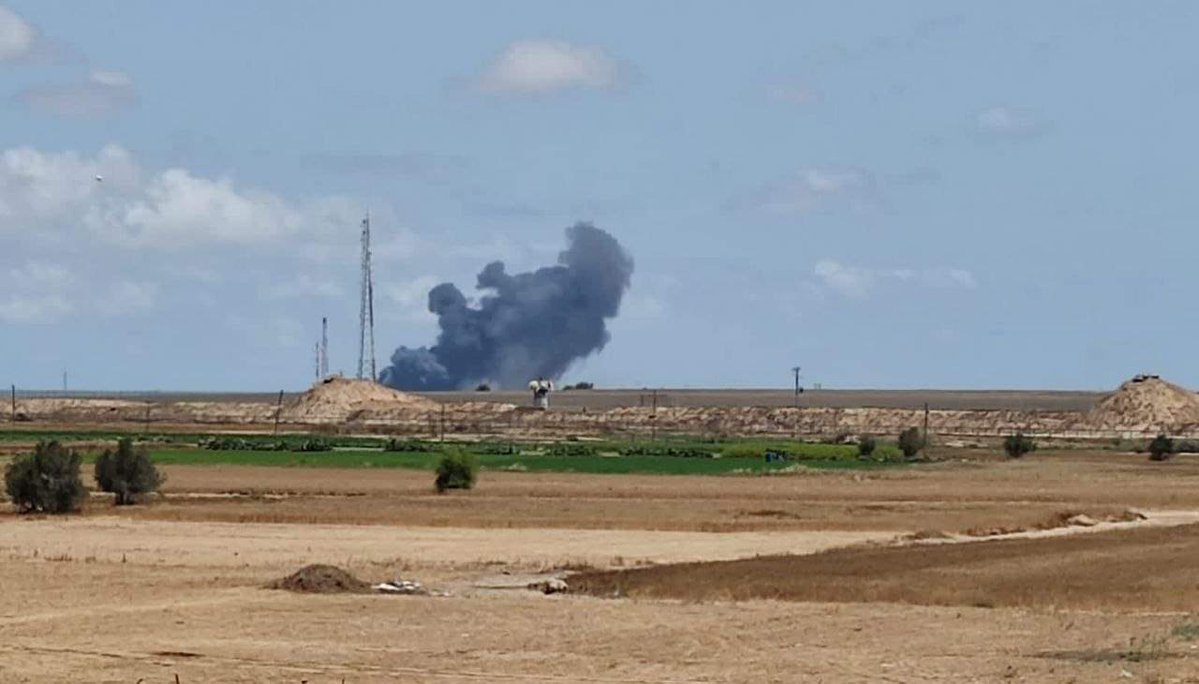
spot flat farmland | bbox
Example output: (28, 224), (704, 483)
(3, 450), (1199, 682)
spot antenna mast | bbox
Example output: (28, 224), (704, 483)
(320, 316), (329, 379)
(357, 212), (377, 381)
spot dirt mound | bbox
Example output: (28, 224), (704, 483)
(1089, 375), (1199, 432)
(283, 376), (438, 423)
(268, 564), (371, 594)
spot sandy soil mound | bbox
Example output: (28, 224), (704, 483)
(268, 564), (371, 594)
(1089, 375), (1199, 431)
(282, 376), (438, 422)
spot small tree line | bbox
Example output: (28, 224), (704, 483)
(4, 438), (163, 514)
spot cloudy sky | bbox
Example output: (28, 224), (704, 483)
(2, 1), (1197, 391)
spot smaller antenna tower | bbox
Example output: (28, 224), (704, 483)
(320, 316), (329, 379)
(357, 212), (377, 381)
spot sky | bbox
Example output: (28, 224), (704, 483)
(1, 1), (1198, 392)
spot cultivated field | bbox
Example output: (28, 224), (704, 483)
(3, 444), (1199, 682)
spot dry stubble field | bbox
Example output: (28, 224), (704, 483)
(2, 452), (1199, 682)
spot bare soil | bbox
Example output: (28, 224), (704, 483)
(568, 522), (1199, 611)
(3, 454), (1199, 682)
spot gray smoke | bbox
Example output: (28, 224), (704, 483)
(379, 222), (633, 390)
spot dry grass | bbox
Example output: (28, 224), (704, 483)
(76, 454), (1199, 533)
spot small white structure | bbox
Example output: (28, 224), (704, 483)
(529, 378), (553, 409)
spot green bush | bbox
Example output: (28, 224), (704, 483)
(1002, 433), (1036, 459)
(4, 441), (87, 514)
(94, 438), (163, 505)
(474, 442), (519, 455)
(857, 435), (877, 458)
(384, 439), (441, 453)
(1148, 434), (1175, 462)
(547, 443), (598, 457)
(618, 444), (713, 458)
(898, 427), (925, 459)
(435, 449), (478, 493)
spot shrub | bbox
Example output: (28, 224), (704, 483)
(4, 441), (87, 514)
(475, 383), (491, 392)
(1002, 433), (1036, 459)
(898, 427), (925, 459)
(547, 442), (598, 457)
(434, 449), (478, 493)
(857, 435), (877, 458)
(1148, 434), (1175, 462)
(384, 439), (441, 453)
(94, 438), (163, 505)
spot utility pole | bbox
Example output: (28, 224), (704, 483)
(791, 366), (802, 408)
(923, 402), (931, 453)
(273, 390), (285, 435)
(10, 385), (15, 422)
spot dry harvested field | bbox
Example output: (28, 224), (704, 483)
(3, 451), (1199, 682)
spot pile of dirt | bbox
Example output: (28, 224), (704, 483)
(268, 564), (371, 594)
(282, 376), (438, 423)
(1089, 375), (1199, 432)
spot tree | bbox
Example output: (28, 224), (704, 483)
(1003, 433), (1036, 459)
(898, 427), (925, 459)
(94, 438), (163, 505)
(1148, 434), (1175, 462)
(857, 435), (877, 458)
(4, 441), (87, 514)
(434, 449), (478, 493)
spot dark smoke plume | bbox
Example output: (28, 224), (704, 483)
(379, 222), (633, 390)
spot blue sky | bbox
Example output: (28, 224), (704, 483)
(1, 1), (1197, 391)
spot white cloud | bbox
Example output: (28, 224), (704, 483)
(754, 167), (875, 215)
(17, 69), (138, 118)
(1, 259), (74, 323)
(88, 69), (132, 88)
(0, 144), (359, 248)
(813, 260), (874, 298)
(0, 144), (139, 226)
(0, 4), (36, 62)
(381, 275), (442, 321)
(0, 293), (71, 323)
(9, 261), (73, 289)
(96, 280), (157, 316)
(975, 106), (1047, 138)
(814, 259), (977, 298)
(1, 258), (161, 322)
(477, 40), (622, 94)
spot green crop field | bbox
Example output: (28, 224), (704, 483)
(134, 448), (904, 475)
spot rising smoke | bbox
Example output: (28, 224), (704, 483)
(379, 222), (633, 390)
